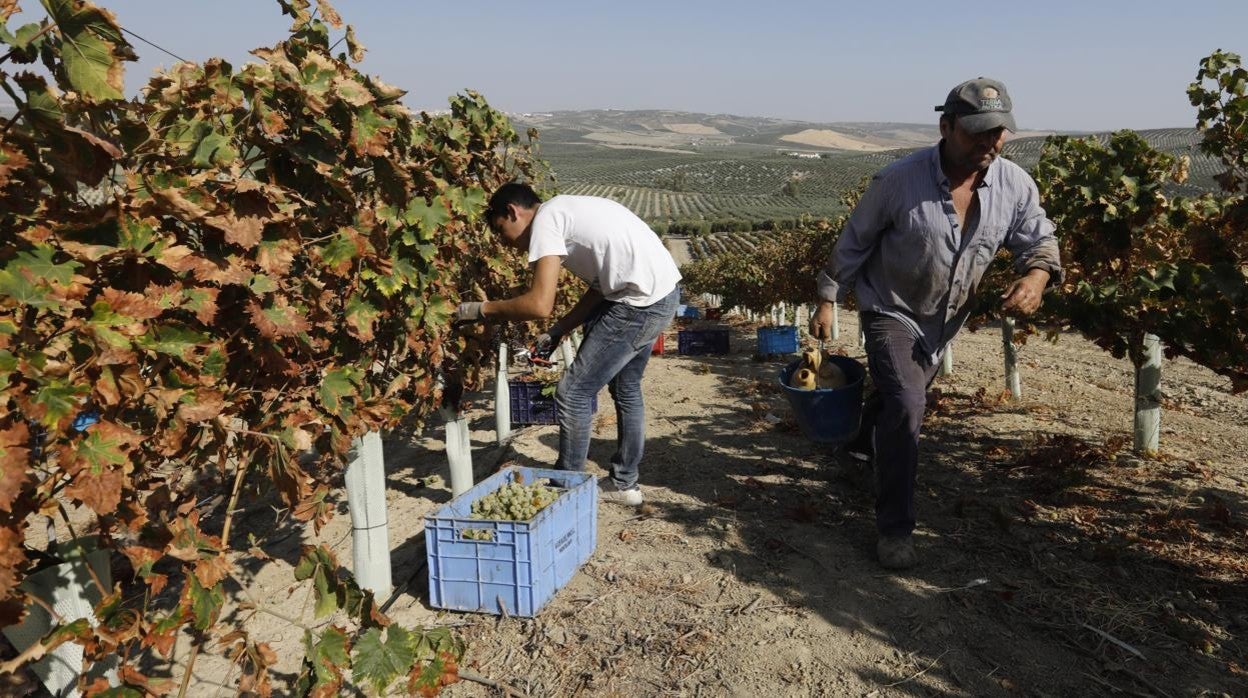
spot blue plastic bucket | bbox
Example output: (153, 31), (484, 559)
(778, 355), (866, 444)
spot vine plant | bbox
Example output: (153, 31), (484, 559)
(1, 0), (545, 694)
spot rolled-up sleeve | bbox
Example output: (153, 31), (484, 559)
(1004, 178), (1063, 285)
(817, 175), (892, 303)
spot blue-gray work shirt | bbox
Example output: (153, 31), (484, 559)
(817, 143), (1063, 365)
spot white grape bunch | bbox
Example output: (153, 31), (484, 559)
(461, 479), (560, 541)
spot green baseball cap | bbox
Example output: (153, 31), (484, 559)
(935, 77), (1017, 133)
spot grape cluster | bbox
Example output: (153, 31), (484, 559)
(460, 480), (561, 540)
(470, 480), (559, 522)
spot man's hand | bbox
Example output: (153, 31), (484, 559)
(454, 301), (485, 324)
(809, 301), (836, 340)
(1000, 269), (1050, 316)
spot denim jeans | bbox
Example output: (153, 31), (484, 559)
(554, 287), (679, 488)
(859, 312), (943, 537)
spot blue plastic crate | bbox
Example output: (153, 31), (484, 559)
(509, 382), (598, 426)
(675, 304), (701, 319)
(425, 466), (598, 616)
(678, 328), (730, 355)
(757, 325), (799, 355)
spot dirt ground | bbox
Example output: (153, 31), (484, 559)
(14, 305), (1245, 697)
(183, 304), (1243, 697)
(378, 310), (1246, 698)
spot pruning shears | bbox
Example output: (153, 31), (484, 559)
(513, 345), (554, 368)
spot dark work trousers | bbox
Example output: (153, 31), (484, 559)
(859, 312), (943, 538)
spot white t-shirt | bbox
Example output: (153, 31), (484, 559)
(527, 195), (682, 306)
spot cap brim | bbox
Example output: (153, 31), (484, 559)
(958, 111), (1016, 133)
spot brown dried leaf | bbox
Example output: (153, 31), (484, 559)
(206, 212), (266, 249)
(256, 240), (298, 276)
(248, 297), (311, 338)
(177, 389), (226, 423)
(156, 245), (197, 272)
(64, 466), (125, 515)
(0, 422), (31, 513)
(102, 287), (164, 320)
(0, 142), (32, 187)
(316, 0), (342, 27)
(194, 554), (231, 588)
(0, 526), (27, 599)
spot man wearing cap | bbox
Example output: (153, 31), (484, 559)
(809, 78), (1063, 570)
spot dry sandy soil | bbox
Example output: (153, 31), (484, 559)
(663, 124), (724, 136)
(402, 311), (1247, 698)
(779, 130), (896, 152)
(10, 303), (1244, 696)
(166, 302), (1245, 697)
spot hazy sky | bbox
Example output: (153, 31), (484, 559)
(6, 0), (1247, 131)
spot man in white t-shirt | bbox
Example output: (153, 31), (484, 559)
(454, 182), (682, 505)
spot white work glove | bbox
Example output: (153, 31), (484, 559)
(454, 302), (485, 324)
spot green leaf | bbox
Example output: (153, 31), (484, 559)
(319, 366), (361, 416)
(191, 130), (237, 168)
(138, 325), (208, 360)
(9, 245), (82, 285)
(248, 274), (278, 295)
(416, 294), (453, 329)
(166, 119), (212, 154)
(3, 22), (48, 51)
(117, 216), (163, 254)
(88, 302), (132, 349)
(75, 427), (129, 474)
(40, 0), (132, 101)
(0, 350), (16, 389)
(33, 381), (88, 428)
(402, 197), (450, 241)
(187, 574), (224, 631)
(318, 234), (358, 273)
(90, 688), (144, 698)
(317, 626), (351, 666)
(445, 186), (486, 218)
(350, 626), (415, 696)
(349, 105), (394, 157)
(344, 294), (380, 340)
(14, 74), (64, 130)
(364, 256), (421, 298)
(202, 347), (227, 378)
(297, 625), (351, 694)
(293, 547), (320, 582)
(313, 565), (338, 619)
(0, 269), (57, 309)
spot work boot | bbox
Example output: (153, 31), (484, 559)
(877, 535), (916, 570)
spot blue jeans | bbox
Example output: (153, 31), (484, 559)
(554, 287), (679, 488)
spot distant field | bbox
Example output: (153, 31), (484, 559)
(536, 123), (1223, 225)
(557, 182), (844, 223)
